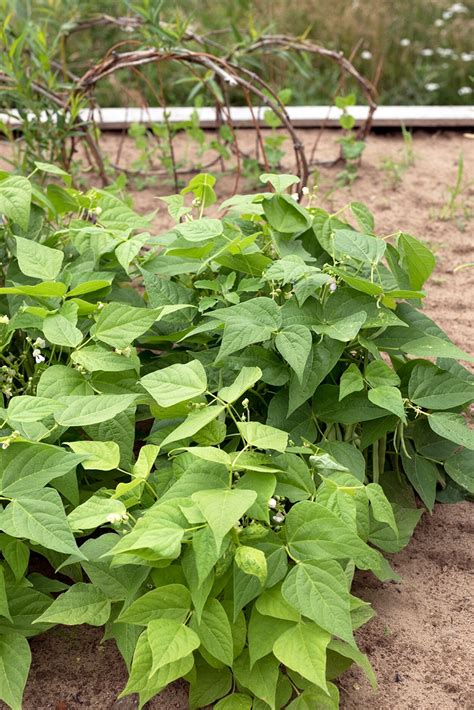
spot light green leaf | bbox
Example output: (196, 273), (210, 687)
(312, 312), (366, 342)
(260, 173), (300, 192)
(71, 345), (138, 373)
(92, 304), (163, 348)
(218, 367), (262, 403)
(444, 449), (474, 493)
(6, 396), (62, 423)
(0, 441), (85, 497)
(234, 546), (267, 585)
(273, 621), (330, 692)
(0, 633), (31, 710)
(350, 201), (375, 233)
(365, 360), (400, 388)
(132, 444), (160, 478)
(118, 584), (191, 625)
(275, 325), (312, 382)
(15, 236), (63, 281)
(286, 685), (339, 709)
(208, 297), (281, 360)
(192, 489), (257, 551)
(37, 364), (92, 397)
(0, 567), (12, 621)
(140, 360), (207, 407)
(174, 217), (223, 242)
(65, 440), (120, 471)
(214, 693), (252, 710)
(408, 364), (474, 410)
(148, 618), (200, 675)
(67, 495), (126, 531)
(401, 444), (438, 512)
(43, 313), (83, 348)
(193, 598), (234, 666)
(339, 364), (364, 400)
(237, 422), (288, 452)
(161, 405), (225, 447)
(0, 282), (66, 297)
(233, 651), (279, 709)
(365, 483), (398, 535)
(281, 560), (353, 644)
(429, 412), (474, 450)
(263, 194), (311, 233)
(0, 488), (83, 557)
(0, 176), (31, 230)
(54, 394), (138, 427)
(34, 583), (110, 626)
(368, 386), (406, 423)
(398, 232), (436, 290)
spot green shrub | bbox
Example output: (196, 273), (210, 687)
(0, 167), (472, 709)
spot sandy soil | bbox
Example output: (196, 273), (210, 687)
(0, 129), (472, 709)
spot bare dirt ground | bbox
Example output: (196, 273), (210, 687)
(0, 129), (472, 709)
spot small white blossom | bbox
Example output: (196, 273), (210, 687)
(34, 337), (46, 349)
(420, 48), (434, 57)
(449, 3), (468, 13)
(272, 513), (285, 524)
(97, 302), (105, 310)
(400, 38), (411, 47)
(32, 348), (45, 364)
(302, 186), (310, 196)
(268, 498), (277, 509)
(434, 19), (444, 27)
(458, 86), (473, 95)
(1, 440), (10, 449)
(361, 50), (372, 60)
(442, 10), (453, 20)
(291, 193), (299, 202)
(106, 512), (123, 524)
(425, 82), (440, 92)
(0, 315), (9, 324)
(460, 52), (473, 62)
(437, 48), (453, 57)
(242, 398), (249, 408)
(329, 281), (337, 292)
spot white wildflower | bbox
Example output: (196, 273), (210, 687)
(420, 48), (434, 57)
(361, 50), (372, 60)
(460, 52), (473, 62)
(268, 498), (277, 509)
(458, 86), (473, 95)
(32, 348), (45, 364)
(0, 315), (9, 324)
(434, 19), (444, 27)
(425, 82), (440, 92)
(442, 10), (452, 20)
(449, 3), (468, 13)
(400, 38), (411, 47)
(437, 48), (453, 57)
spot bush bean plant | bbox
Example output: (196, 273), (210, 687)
(0, 167), (472, 709)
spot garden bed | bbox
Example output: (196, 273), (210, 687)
(0, 128), (472, 709)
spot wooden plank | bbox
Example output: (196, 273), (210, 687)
(1, 105), (473, 129)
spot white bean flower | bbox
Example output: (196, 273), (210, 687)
(425, 82), (440, 92)
(458, 86), (473, 95)
(32, 348), (45, 364)
(400, 38), (411, 47)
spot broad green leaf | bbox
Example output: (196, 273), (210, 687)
(132, 444), (160, 478)
(365, 483), (398, 535)
(288, 339), (344, 414)
(275, 325), (312, 382)
(161, 405), (225, 447)
(368, 386), (406, 423)
(0, 567), (11, 621)
(339, 364), (364, 400)
(15, 236), (63, 281)
(281, 560), (353, 644)
(92, 304), (188, 348)
(398, 233), (436, 290)
(237, 422), (288, 452)
(67, 495), (126, 531)
(0, 538), (29, 581)
(408, 364), (474, 410)
(260, 173), (300, 192)
(0, 176), (31, 230)
(273, 621), (330, 692)
(285, 501), (385, 576)
(174, 218), (223, 242)
(233, 651), (279, 709)
(328, 638), (377, 689)
(0, 633), (31, 710)
(0, 442), (85, 497)
(444, 449), (474, 493)
(234, 546), (267, 585)
(54, 394), (138, 427)
(37, 364), (92, 397)
(255, 584), (301, 622)
(43, 313), (83, 348)
(429, 412), (474, 450)
(333, 229), (385, 265)
(401, 444), (438, 511)
(34, 583), (110, 626)
(6, 396), (62, 423)
(247, 608), (293, 668)
(148, 618), (200, 675)
(312, 312), (366, 342)
(0, 282), (66, 297)
(350, 201), (375, 232)
(214, 693), (252, 710)
(192, 489), (257, 551)
(263, 194), (311, 233)
(118, 584), (191, 625)
(189, 659), (232, 708)
(314, 385), (386, 425)
(140, 360), (207, 407)
(218, 367), (262, 403)
(193, 598), (234, 666)
(0, 488), (83, 558)
(287, 685), (339, 709)
(365, 360), (400, 388)
(71, 345), (138, 373)
(65, 440), (120, 470)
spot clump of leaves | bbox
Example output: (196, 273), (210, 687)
(0, 167), (472, 709)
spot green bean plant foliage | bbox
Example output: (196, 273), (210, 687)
(0, 167), (473, 709)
